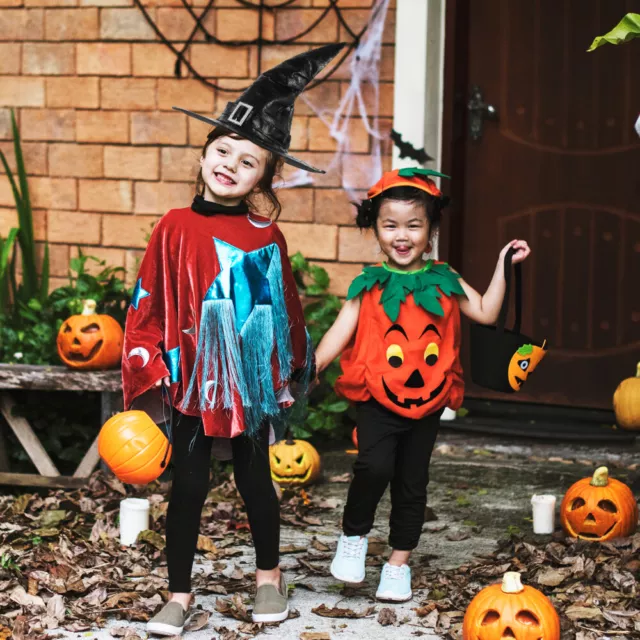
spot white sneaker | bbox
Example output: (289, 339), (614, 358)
(375, 563), (412, 602)
(330, 535), (368, 583)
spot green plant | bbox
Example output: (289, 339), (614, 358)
(0, 109), (50, 316)
(289, 253), (349, 439)
(0, 253), (131, 365)
(49, 252), (131, 327)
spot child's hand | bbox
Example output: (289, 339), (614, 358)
(155, 376), (170, 388)
(500, 239), (531, 264)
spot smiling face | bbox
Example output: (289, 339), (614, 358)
(507, 343), (547, 390)
(199, 134), (269, 206)
(376, 200), (431, 271)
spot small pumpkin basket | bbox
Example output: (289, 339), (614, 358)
(469, 248), (547, 393)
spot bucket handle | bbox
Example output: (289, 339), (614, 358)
(496, 247), (522, 335)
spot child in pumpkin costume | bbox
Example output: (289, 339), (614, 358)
(315, 168), (531, 602)
(122, 44), (344, 634)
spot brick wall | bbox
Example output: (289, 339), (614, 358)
(0, 0), (395, 297)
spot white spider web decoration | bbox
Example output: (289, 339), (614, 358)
(275, 0), (392, 197)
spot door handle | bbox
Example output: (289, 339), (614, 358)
(468, 85), (499, 141)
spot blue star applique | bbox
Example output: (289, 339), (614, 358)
(205, 239), (277, 331)
(131, 277), (151, 310)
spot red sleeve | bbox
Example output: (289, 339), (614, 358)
(272, 223), (312, 374)
(122, 218), (171, 409)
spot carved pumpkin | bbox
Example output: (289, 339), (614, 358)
(98, 410), (171, 485)
(57, 299), (123, 370)
(352, 426), (358, 449)
(560, 466), (638, 541)
(269, 434), (321, 487)
(463, 572), (560, 640)
(613, 363), (640, 430)
(507, 342), (547, 391)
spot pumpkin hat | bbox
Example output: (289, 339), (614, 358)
(173, 43), (345, 174)
(366, 167), (450, 200)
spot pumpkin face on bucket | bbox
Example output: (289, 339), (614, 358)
(560, 466), (638, 541)
(507, 343), (547, 391)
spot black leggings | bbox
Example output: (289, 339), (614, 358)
(165, 411), (279, 593)
(342, 399), (441, 551)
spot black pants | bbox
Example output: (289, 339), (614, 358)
(165, 411), (279, 593)
(343, 399), (441, 551)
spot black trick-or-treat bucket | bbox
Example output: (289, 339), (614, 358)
(470, 247), (547, 393)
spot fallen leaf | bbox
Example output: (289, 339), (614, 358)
(312, 604), (375, 619)
(446, 530), (470, 541)
(565, 605), (603, 621)
(327, 473), (351, 483)
(377, 608), (397, 626)
(40, 510), (67, 527)
(197, 535), (218, 553)
(136, 529), (166, 550)
(10, 586), (45, 609)
(300, 633), (331, 640)
(536, 567), (571, 587)
(184, 610), (210, 631)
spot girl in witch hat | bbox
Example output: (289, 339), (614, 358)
(122, 43), (344, 634)
(314, 168), (532, 603)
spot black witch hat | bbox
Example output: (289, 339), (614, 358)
(173, 43), (345, 174)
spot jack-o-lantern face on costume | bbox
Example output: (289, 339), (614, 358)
(507, 342), (547, 391)
(560, 466), (638, 542)
(463, 572), (560, 640)
(365, 295), (459, 418)
(57, 300), (124, 370)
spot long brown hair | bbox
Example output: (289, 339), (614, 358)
(195, 126), (285, 220)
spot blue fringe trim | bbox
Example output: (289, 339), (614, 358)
(239, 304), (280, 435)
(270, 329), (316, 441)
(266, 244), (293, 384)
(183, 298), (248, 412)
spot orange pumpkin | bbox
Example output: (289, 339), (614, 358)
(613, 362), (640, 430)
(560, 466), (638, 541)
(57, 299), (123, 370)
(463, 572), (560, 640)
(270, 435), (321, 487)
(98, 410), (171, 485)
(507, 341), (547, 391)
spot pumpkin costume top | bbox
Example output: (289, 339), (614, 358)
(335, 261), (466, 419)
(335, 166), (466, 419)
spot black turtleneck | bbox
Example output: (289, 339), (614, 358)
(191, 194), (249, 216)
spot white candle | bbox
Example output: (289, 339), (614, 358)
(119, 498), (150, 546)
(530, 494), (556, 534)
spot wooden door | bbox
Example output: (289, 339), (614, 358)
(446, 0), (640, 409)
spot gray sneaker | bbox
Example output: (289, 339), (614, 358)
(147, 601), (189, 636)
(252, 574), (289, 623)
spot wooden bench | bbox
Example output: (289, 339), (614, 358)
(0, 364), (122, 489)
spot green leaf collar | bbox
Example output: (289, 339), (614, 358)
(347, 260), (466, 321)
